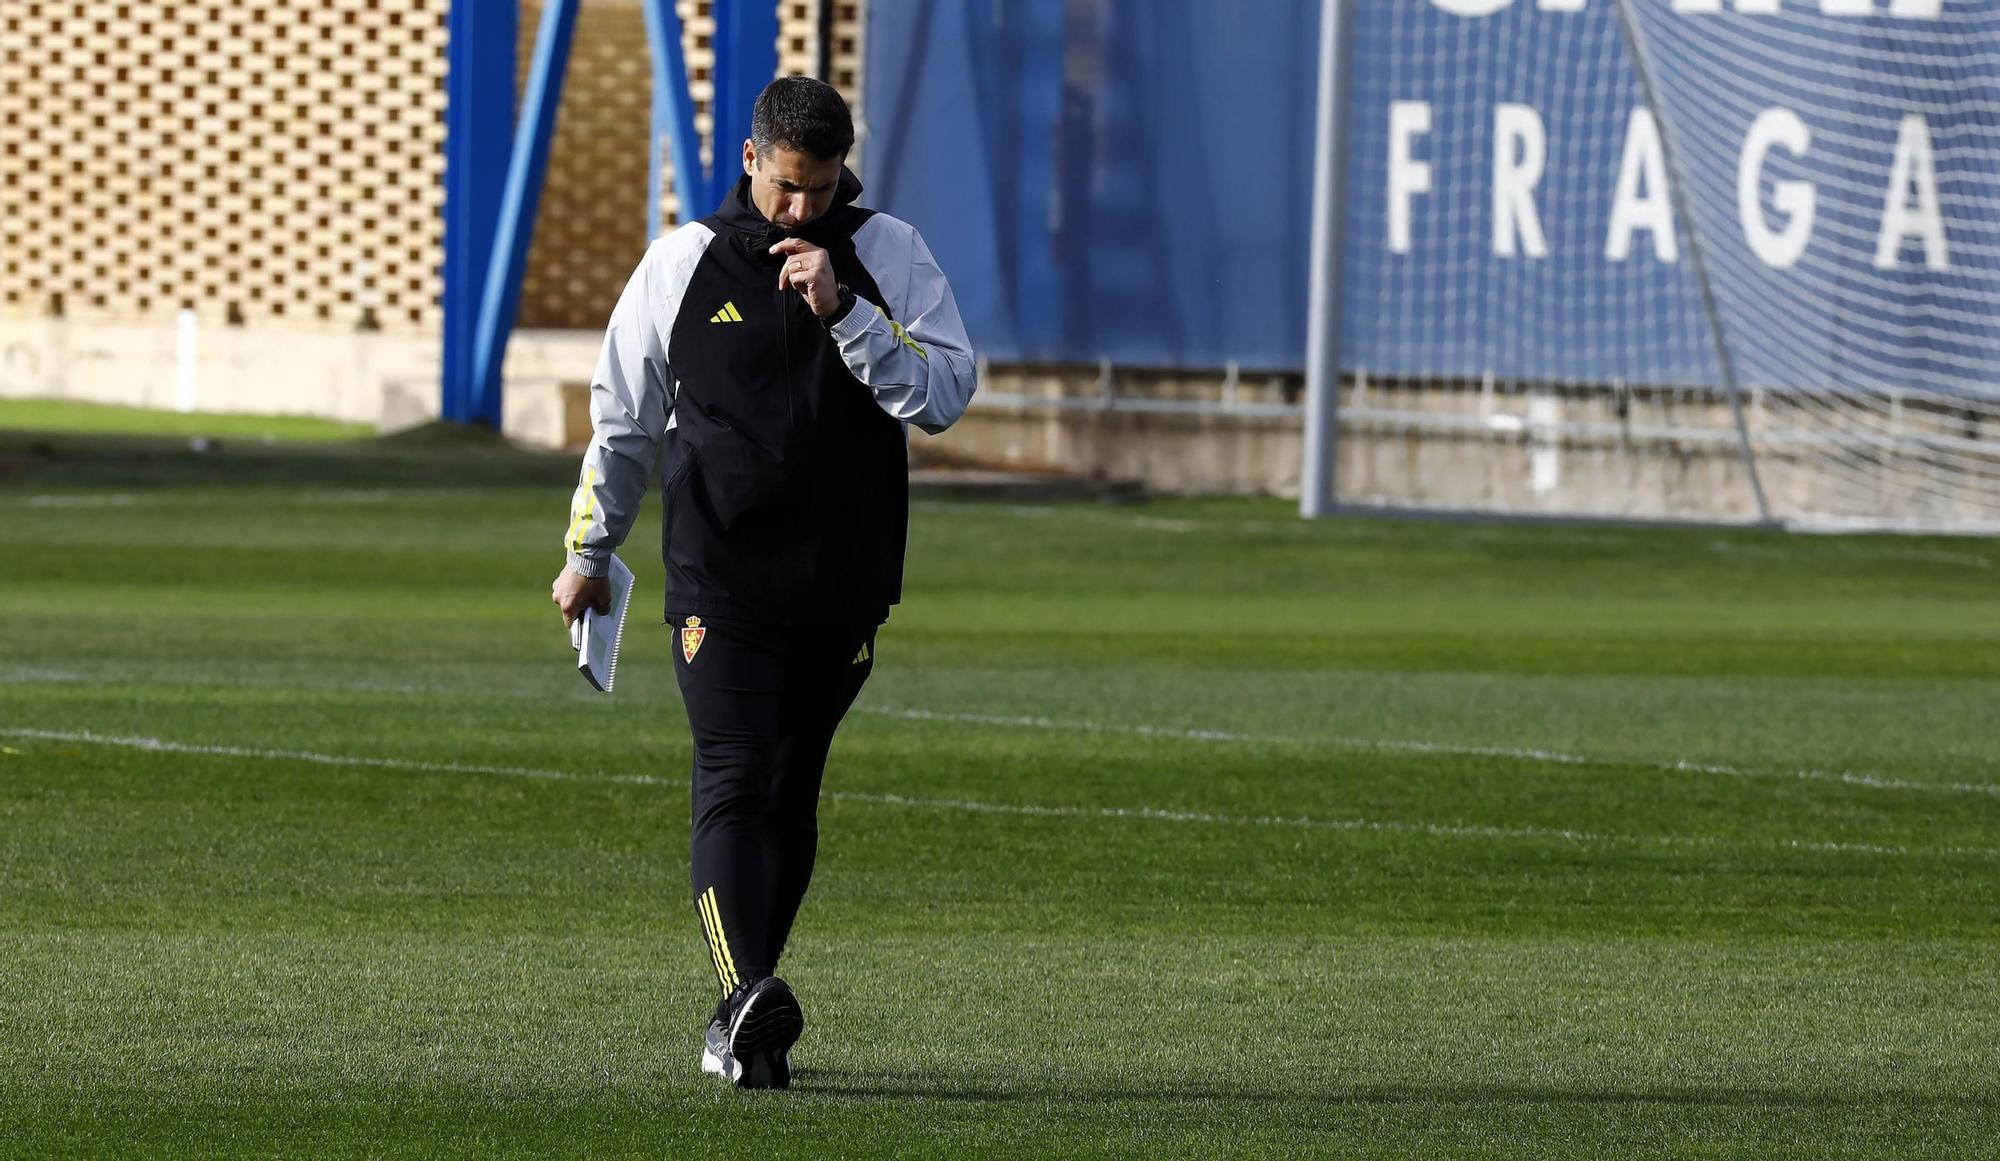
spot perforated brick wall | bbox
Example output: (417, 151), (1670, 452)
(520, 0), (865, 329)
(779, 2), (863, 102)
(0, 0), (450, 335)
(0, 1), (865, 337)
(517, 0), (654, 330)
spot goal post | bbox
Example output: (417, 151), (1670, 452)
(1301, 0), (1354, 519)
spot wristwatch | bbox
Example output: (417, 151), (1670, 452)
(824, 283), (858, 328)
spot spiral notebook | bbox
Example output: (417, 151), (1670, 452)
(568, 554), (635, 694)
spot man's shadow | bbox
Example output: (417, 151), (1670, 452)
(791, 1067), (1993, 1112)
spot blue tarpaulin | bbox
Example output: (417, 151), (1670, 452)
(864, 0), (1319, 369)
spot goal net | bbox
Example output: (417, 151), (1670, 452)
(1336, 0), (2000, 533)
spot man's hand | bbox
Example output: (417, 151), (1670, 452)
(551, 565), (611, 626)
(770, 237), (840, 318)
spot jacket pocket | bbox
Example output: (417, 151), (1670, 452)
(691, 430), (793, 531)
(661, 448), (696, 556)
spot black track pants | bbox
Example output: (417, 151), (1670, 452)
(671, 611), (876, 991)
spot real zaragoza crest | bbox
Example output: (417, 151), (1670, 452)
(680, 616), (706, 663)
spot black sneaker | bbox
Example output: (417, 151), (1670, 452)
(705, 976), (804, 1090)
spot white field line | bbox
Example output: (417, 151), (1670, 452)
(856, 706), (2000, 800)
(0, 727), (670, 788)
(0, 726), (1993, 862)
(3, 662), (1995, 800)
(0, 666), (506, 698)
(0, 668), (91, 685)
(822, 789), (1939, 858)
(4, 490), (392, 509)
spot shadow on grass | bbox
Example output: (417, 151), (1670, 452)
(793, 1066), (2000, 1111)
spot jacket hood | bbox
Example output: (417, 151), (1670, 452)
(714, 165), (866, 257)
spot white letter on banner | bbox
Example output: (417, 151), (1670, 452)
(1388, 101), (1433, 255)
(1537, 0), (1587, 12)
(1739, 108), (1815, 269)
(1888, 0), (1942, 16)
(1606, 108), (1678, 262)
(1819, 0), (1873, 14)
(1493, 104), (1549, 259)
(1671, 0), (1723, 12)
(1875, 113), (1949, 270)
(1732, 0), (1781, 13)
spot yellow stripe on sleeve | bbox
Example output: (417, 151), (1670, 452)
(888, 320), (929, 361)
(564, 466), (599, 554)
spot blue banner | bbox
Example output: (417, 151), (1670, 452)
(864, 0), (1999, 397)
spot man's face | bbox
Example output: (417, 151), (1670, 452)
(742, 140), (845, 230)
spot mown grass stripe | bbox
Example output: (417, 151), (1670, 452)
(857, 706), (2000, 799)
(3, 666), (1992, 799)
(5, 725), (1993, 862)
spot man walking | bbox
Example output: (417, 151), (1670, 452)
(549, 77), (974, 1090)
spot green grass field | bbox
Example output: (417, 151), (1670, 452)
(0, 399), (374, 443)
(2, 425), (1997, 1158)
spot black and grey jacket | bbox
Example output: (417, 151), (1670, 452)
(561, 170), (976, 626)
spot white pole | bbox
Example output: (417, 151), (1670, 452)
(175, 308), (198, 414)
(1300, 0), (1352, 518)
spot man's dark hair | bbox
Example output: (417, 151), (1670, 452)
(750, 76), (854, 160)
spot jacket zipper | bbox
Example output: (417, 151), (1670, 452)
(779, 283), (796, 436)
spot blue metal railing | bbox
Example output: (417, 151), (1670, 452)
(441, 0), (782, 429)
